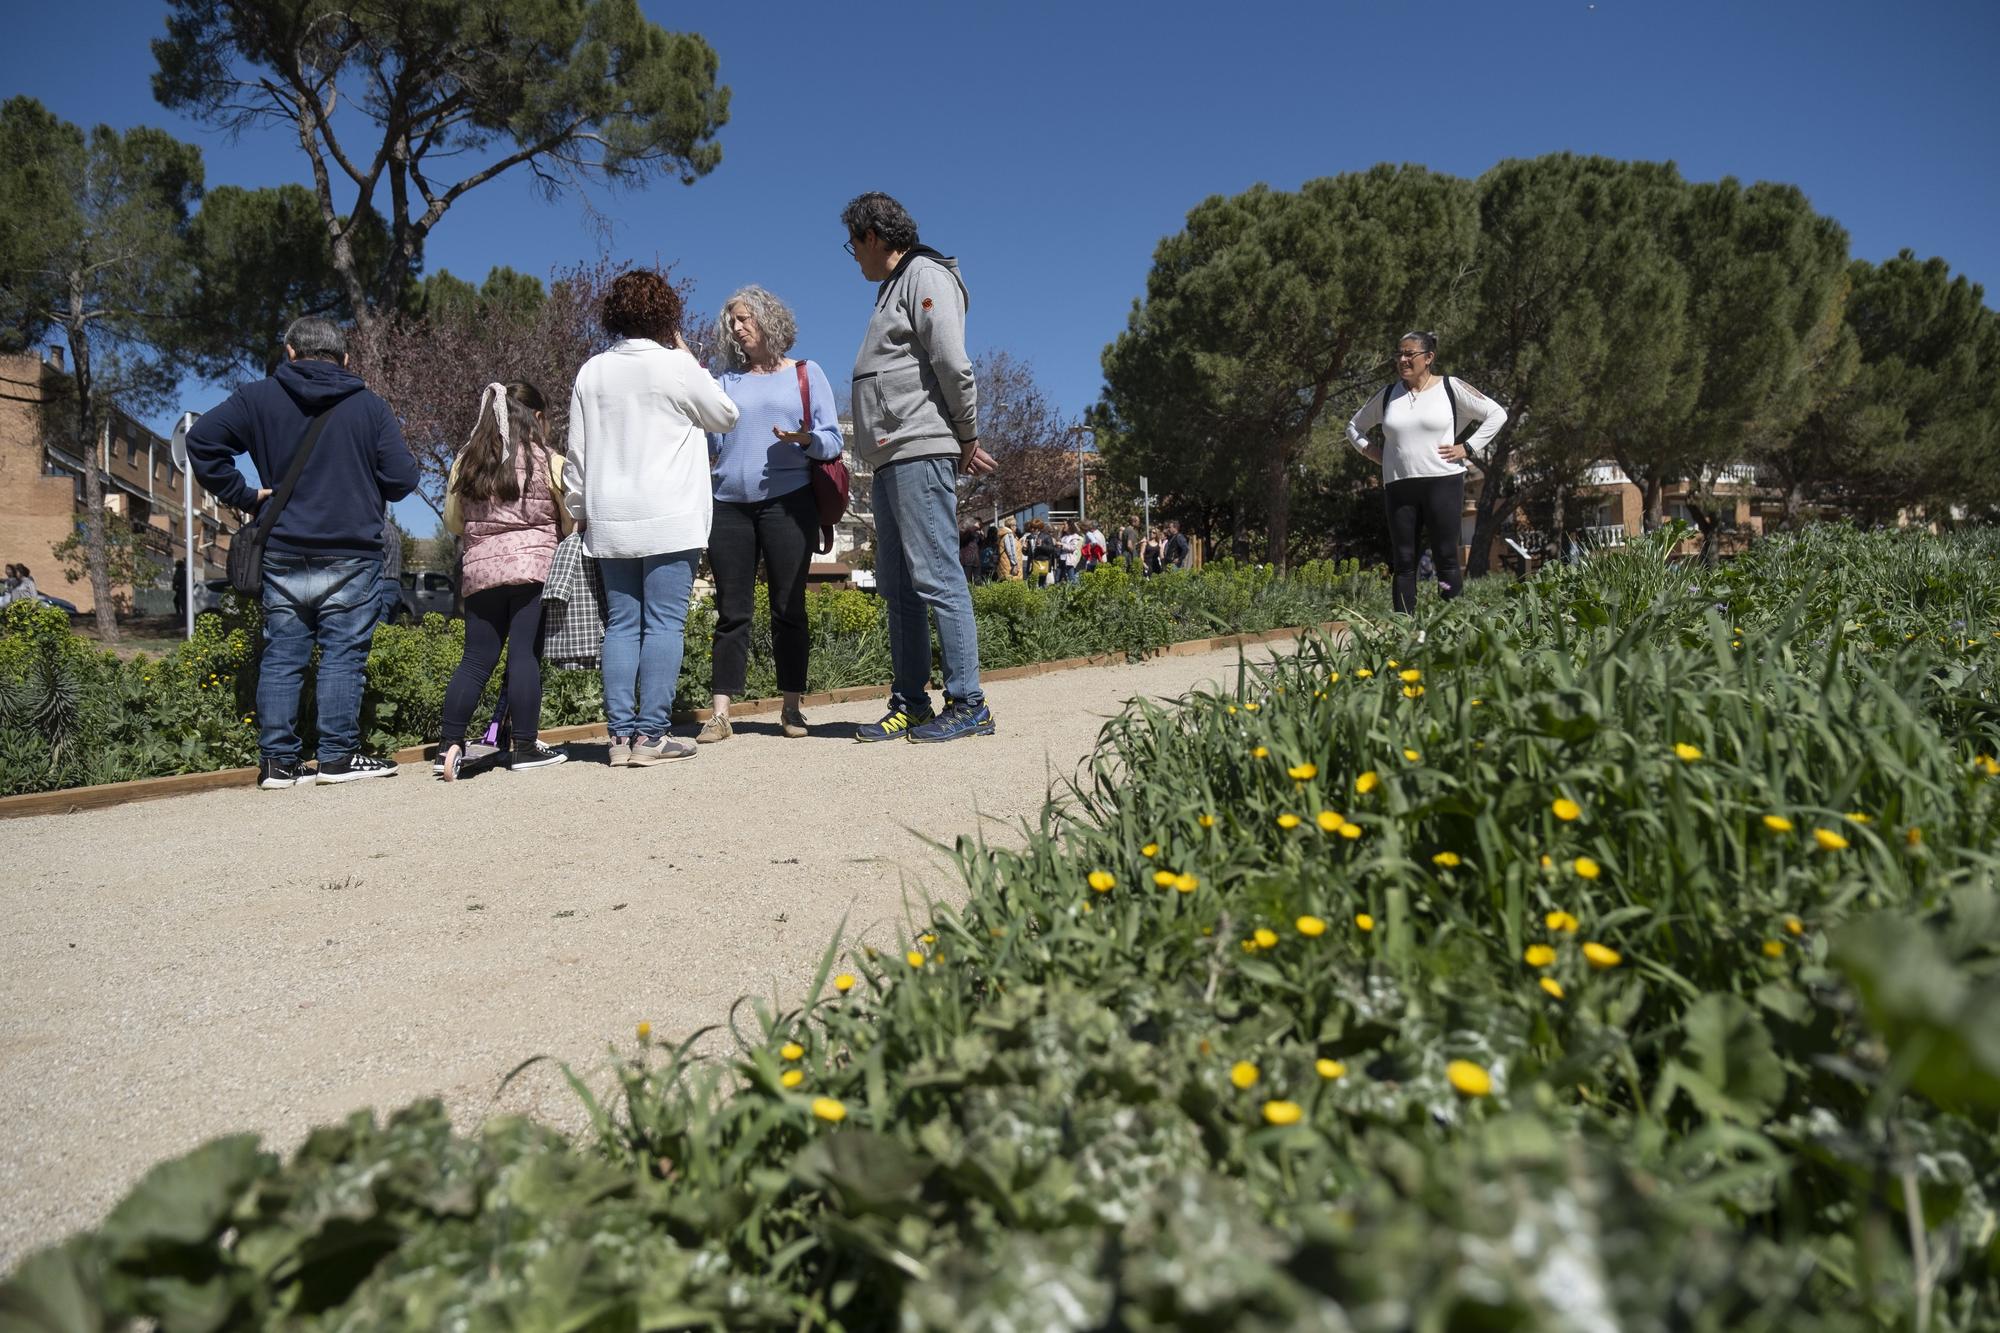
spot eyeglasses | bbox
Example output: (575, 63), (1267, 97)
(1395, 350), (1430, 361)
(842, 239), (858, 258)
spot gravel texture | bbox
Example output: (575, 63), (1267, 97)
(0, 643), (1291, 1270)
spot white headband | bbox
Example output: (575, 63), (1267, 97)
(470, 382), (511, 462)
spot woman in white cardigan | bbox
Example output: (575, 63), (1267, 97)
(565, 270), (740, 766)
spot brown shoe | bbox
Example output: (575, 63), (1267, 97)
(696, 714), (732, 744)
(780, 707), (808, 738)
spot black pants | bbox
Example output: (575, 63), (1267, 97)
(441, 584), (545, 746)
(710, 487), (817, 695)
(1385, 473), (1464, 614)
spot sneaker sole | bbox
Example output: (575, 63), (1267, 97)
(627, 749), (696, 766)
(854, 720), (932, 744)
(509, 754), (569, 770)
(317, 766), (401, 784)
(906, 722), (997, 744)
(258, 776), (305, 790)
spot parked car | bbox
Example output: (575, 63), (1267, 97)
(34, 592), (79, 615)
(192, 578), (232, 616)
(394, 569), (457, 623)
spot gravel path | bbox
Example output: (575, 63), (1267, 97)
(0, 642), (1294, 1270)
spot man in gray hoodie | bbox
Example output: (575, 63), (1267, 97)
(843, 192), (998, 744)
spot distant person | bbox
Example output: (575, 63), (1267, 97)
(185, 315), (419, 790)
(1058, 521), (1083, 583)
(959, 518), (984, 586)
(566, 269), (740, 766)
(995, 517), (1024, 581)
(700, 285), (843, 745)
(1083, 522), (1107, 573)
(433, 380), (571, 781)
(1143, 532), (1164, 576)
(375, 509), (404, 627)
(2, 564), (36, 606)
(1119, 514), (1141, 572)
(1026, 518), (1057, 584)
(172, 558), (187, 621)
(842, 191), (996, 742)
(1163, 521), (1190, 569)
(1346, 330), (1508, 614)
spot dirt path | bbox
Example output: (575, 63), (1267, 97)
(0, 642), (1295, 1270)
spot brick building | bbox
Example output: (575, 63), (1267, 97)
(0, 349), (238, 613)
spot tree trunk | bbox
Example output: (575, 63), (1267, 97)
(1265, 439), (1293, 570)
(1465, 436), (1517, 579)
(65, 318), (120, 645)
(1642, 474), (1664, 530)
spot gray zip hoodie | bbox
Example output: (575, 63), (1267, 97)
(850, 247), (977, 469)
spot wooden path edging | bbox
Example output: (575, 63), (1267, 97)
(0, 621), (1346, 820)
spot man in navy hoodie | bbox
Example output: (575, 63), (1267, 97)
(187, 316), (420, 789)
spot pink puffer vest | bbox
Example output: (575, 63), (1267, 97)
(458, 445), (561, 597)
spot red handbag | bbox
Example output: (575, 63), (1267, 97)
(795, 360), (850, 555)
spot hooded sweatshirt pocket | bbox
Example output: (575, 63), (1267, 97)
(878, 365), (935, 434)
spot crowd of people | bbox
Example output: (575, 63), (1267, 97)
(0, 565), (38, 608)
(955, 515), (1194, 585)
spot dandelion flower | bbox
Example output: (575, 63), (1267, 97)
(1446, 1060), (1493, 1097)
(1277, 813), (1302, 830)
(1813, 828), (1849, 851)
(1174, 872), (1199, 893)
(1844, 812), (1873, 824)
(920, 933), (937, 945)
(1403, 748), (1422, 762)
(1386, 659), (1400, 668)
(1316, 1058), (1347, 1080)
(1288, 762), (1318, 781)
(1582, 942), (1622, 969)
(1254, 927), (1279, 949)
(906, 950), (926, 968)
(1262, 1099), (1304, 1126)
(1198, 814), (1216, 828)
(1141, 843), (1159, 858)
(1784, 915), (1803, 936)
(1338, 822), (1363, 841)
(1432, 851), (1462, 868)
(1328, 671), (1342, 683)
(1230, 1060), (1260, 1089)
(1907, 826), (1922, 847)
(1552, 798), (1581, 822)
(1523, 945), (1556, 968)
(1762, 939), (1785, 958)
(1355, 913), (1375, 932)
(1402, 684), (1425, 698)
(1399, 668), (1421, 683)
(636, 1021), (651, 1041)
(1674, 742), (1703, 762)
(1470, 697), (1483, 707)
(1316, 810), (1344, 833)
(810, 1097), (847, 1123)
(1252, 745), (1270, 759)
(1546, 910), (1579, 933)
(1355, 668), (1374, 679)
(1976, 755), (2000, 777)
(1539, 977), (1565, 1000)
(1245, 701), (1260, 712)
(780, 1042), (805, 1061)
(1356, 770), (1380, 794)
(781, 1069), (805, 1089)
(1296, 915), (1327, 937)
(1226, 705), (1238, 715)
(834, 973), (856, 993)
(1572, 856), (1601, 880)
(1763, 814), (1794, 833)
(1155, 870), (1178, 888)
(1088, 870), (1116, 892)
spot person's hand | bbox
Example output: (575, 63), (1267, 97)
(671, 329), (690, 352)
(959, 439), (998, 476)
(1437, 442), (1468, 463)
(773, 424), (817, 449)
(1364, 446), (1384, 465)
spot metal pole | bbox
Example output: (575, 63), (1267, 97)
(171, 411), (196, 638)
(1076, 427), (1086, 528)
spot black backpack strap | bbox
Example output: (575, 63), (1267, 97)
(257, 405), (337, 537)
(1441, 375), (1463, 441)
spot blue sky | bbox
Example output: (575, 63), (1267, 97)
(6, 0), (1997, 531)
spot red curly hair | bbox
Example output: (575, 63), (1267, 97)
(600, 269), (683, 342)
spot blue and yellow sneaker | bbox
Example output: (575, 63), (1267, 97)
(854, 700), (935, 743)
(907, 697), (996, 743)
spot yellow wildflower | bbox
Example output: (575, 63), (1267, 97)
(1582, 942), (1622, 969)
(1398, 668), (1421, 683)
(1573, 856), (1601, 880)
(1316, 1058), (1347, 1080)
(1976, 755), (2000, 777)
(1907, 826), (1922, 847)
(1254, 927), (1279, 949)
(834, 973), (856, 993)
(1539, 977), (1565, 1000)
(1355, 770), (1380, 794)
(1355, 668), (1374, 679)
(1198, 813), (1216, 828)
(1446, 1060), (1493, 1097)
(1262, 1099), (1304, 1126)
(1386, 659), (1400, 668)
(920, 933), (936, 945)
(1355, 913), (1375, 932)
(810, 1097), (847, 1123)
(1288, 761), (1318, 780)
(1784, 915), (1804, 936)
(1141, 842), (1159, 858)
(780, 1069), (805, 1089)
(1432, 851), (1462, 867)
(1540, 854), (1554, 870)
(1088, 870), (1116, 892)
(1523, 945), (1556, 968)
(1546, 910), (1579, 933)
(1844, 812), (1872, 824)
(1277, 813), (1302, 830)
(905, 950), (925, 968)
(1226, 705), (1237, 715)
(1402, 684), (1425, 698)
(780, 1042), (804, 1061)
(1328, 671), (1342, 683)
(1763, 814), (1794, 833)
(1339, 822), (1363, 841)
(1316, 810), (1344, 833)
(1174, 873), (1199, 893)
(1762, 939), (1785, 958)
(1674, 742), (1702, 762)
(1295, 915), (1327, 937)
(1230, 1061), (1259, 1089)
(1252, 745), (1270, 759)
(1552, 797), (1581, 822)
(1245, 701), (1260, 712)
(636, 1021), (651, 1041)
(1813, 828), (1849, 851)
(1155, 870), (1178, 888)
(1403, 748), (1421, 762)
(1470, 698), (1483, 707)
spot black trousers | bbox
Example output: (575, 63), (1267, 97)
(710, 486), (817, 696)
(1385, 473), (1465, 614)
(441, 583), (545, 746)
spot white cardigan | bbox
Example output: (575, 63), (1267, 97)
(564, 339), (740, 559)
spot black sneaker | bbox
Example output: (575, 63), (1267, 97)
(316, 753), (400, 785)
(508, 740), (569, 771)
(258, 758), (307, 790)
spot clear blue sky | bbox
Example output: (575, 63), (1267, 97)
(5, 0), (1997, 530)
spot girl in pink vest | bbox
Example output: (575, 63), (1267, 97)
(436, 380), (572, 779)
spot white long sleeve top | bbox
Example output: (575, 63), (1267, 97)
(565, 339), (740, 559)
(1346, 377), (1508, 486)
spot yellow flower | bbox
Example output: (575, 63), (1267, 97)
(1355, 913), (1375, 932)
(1338, 822), (1363, 841)
(1277, 812), (1302, 829)
(1976, 755), (2000, 777)
(1240, 938), (1257, 953)
(1174, 872), (1199, 893)
(1432, 851), (1462, 868)
(1295, 914), (1327, 937)
(1762, 939), (1785, 958)
(1539, 977), (1565, 1000)
(1088, 870), (1116, 892)
(1316, 810), (1344, 833)
(1582, 942), (1622, 969)
(1198, 813), (1216, 828)
(1540, 854), (1554, 870)
(1572, 857), (1601, 880)
(1287, 762), (1318, 781)
(1546, 910), (1579, 933)
(905, 950), (926, 969)
(636, 1021), (651, 1041)
(1552, 797), (1581, 822)
(1523, 945), (1556, 968)
(1446, 1060), (1493, 1097)
(1355, 770), (1380, 794)
(1401, 684), (1425, 698)
(1082, 903), (1094, 914)
(810, 1097), (847, 1123)
(834, 973), (856, 993)
(1141, 842), (1159, 858)
(1398, 667), (1422, 683)
(1328, 671), (1342, 683)
(1251, 745), (1270, 759)
(1316, 1058), (1347, 1080)
(1763, 814), (1794, 833)
(780, 1042), (804, 1061)
(1784, 915), (1804, 936)
(1355, 668), (1374, 679)
(1245, 701), (1260, 712)
(1403, 748), (1421, 763)
(1254, 927), (1279, 949)
(1226, 705), (1237, 715)
(1844, 811), (1873, 824)
(1154, 870), (1177, 887)
(1907, 826), (1923, 847)
(1673, 742), (1702, 762)
(1386, 659), (1400, 668)
(1813, 828), (1849, 851)
(1230, 1060), (1259, 1089)
(920, 933), (937, 945)
(1261, 1099), (1304, 1126)
(780, 1069), (805, 1089)
(1469, 698), (1483, 707)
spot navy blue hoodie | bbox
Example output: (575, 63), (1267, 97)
(186, 358), (419, 559)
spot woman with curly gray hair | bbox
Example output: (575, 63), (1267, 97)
(699, 285), (845, 742)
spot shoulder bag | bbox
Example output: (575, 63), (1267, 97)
(227, 407), (336, 595)
(795, 360), (851, 555)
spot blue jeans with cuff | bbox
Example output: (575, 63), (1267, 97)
(872, 455), (983, 710)
(258, 552), (381, 764)
(598, 550), (699, 737)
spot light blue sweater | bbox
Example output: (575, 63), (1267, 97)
(708, 361), (844, 504)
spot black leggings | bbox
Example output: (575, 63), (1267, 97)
(1385, 474), (1464, 614)
(440, 584), (545, 747)
(709, 487), (817, 696)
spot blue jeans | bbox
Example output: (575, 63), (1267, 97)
(872, 456), (983, 709)
(598, 550), (699, 737)
(258, 552), (382, 764)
